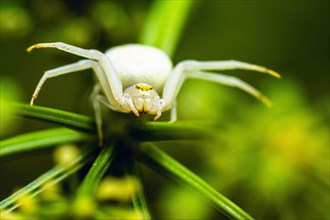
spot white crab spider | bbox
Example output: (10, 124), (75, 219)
(27, 42), (280, 139)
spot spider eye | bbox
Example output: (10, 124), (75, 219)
(135, 84), (153, 91)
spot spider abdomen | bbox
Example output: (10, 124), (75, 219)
(106, 44), (173, 93)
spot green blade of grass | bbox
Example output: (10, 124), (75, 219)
(137, 143), (254, 220)
(11, 103), (95, 132)
(139, 1), (195, 57)
(0, 146), (96, 212)
(0, 128), (93, 157)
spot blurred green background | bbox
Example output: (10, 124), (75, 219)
(0, 1), (329, 219)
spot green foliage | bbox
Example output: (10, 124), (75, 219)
(0, 1), (329, 220)
(0, 1), (251, 219)
(139, 1), (194, 57)
(0, 103), (251, 219)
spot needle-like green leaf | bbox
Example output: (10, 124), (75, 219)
(0, 146), (95, 212)
(124, 153), (151, 220)
(137, 143), (254, 220)
(11, 103), (95, 132)
(0, 128), (93, 157)
(76, 143), (117, 197)
(11, 103), (217, 142)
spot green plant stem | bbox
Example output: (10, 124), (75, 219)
(0, 146), (95, 212)
(76, 143), (117, 197)
(12, 103), (217, 142)
(130, 121), (218, 141)
(124, 154), (152, 220)
(11, 103), (95, 132)
(0, 128), (92, 157)
(137, 143), (254, 220)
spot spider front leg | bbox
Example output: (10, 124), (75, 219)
(28, 42), (125, 105)
(162, 60), (280, 109)
(29, 60), (116, 107)
(29, 60), (98, 105)
(29, 58), (122, 145)
(27, 42), (104, 60)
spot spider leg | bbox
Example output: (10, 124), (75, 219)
(27, 42), (104, 60)
(28, 42), (125, 106)
(91, 86), (104, 145)
(30, 60), (118, 108)
(170, 101), (177, 122)
(91, 85), (117, 146)
(162, 63), (186, 109)
(98, 57), (124, 101)
(179, 60), (281, 78)
(162, 60), (279, 109)
(188, 71), (272, 107)
(90, 83), (118, 111)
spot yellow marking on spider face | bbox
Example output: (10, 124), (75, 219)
(135, 84), (153, 92)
